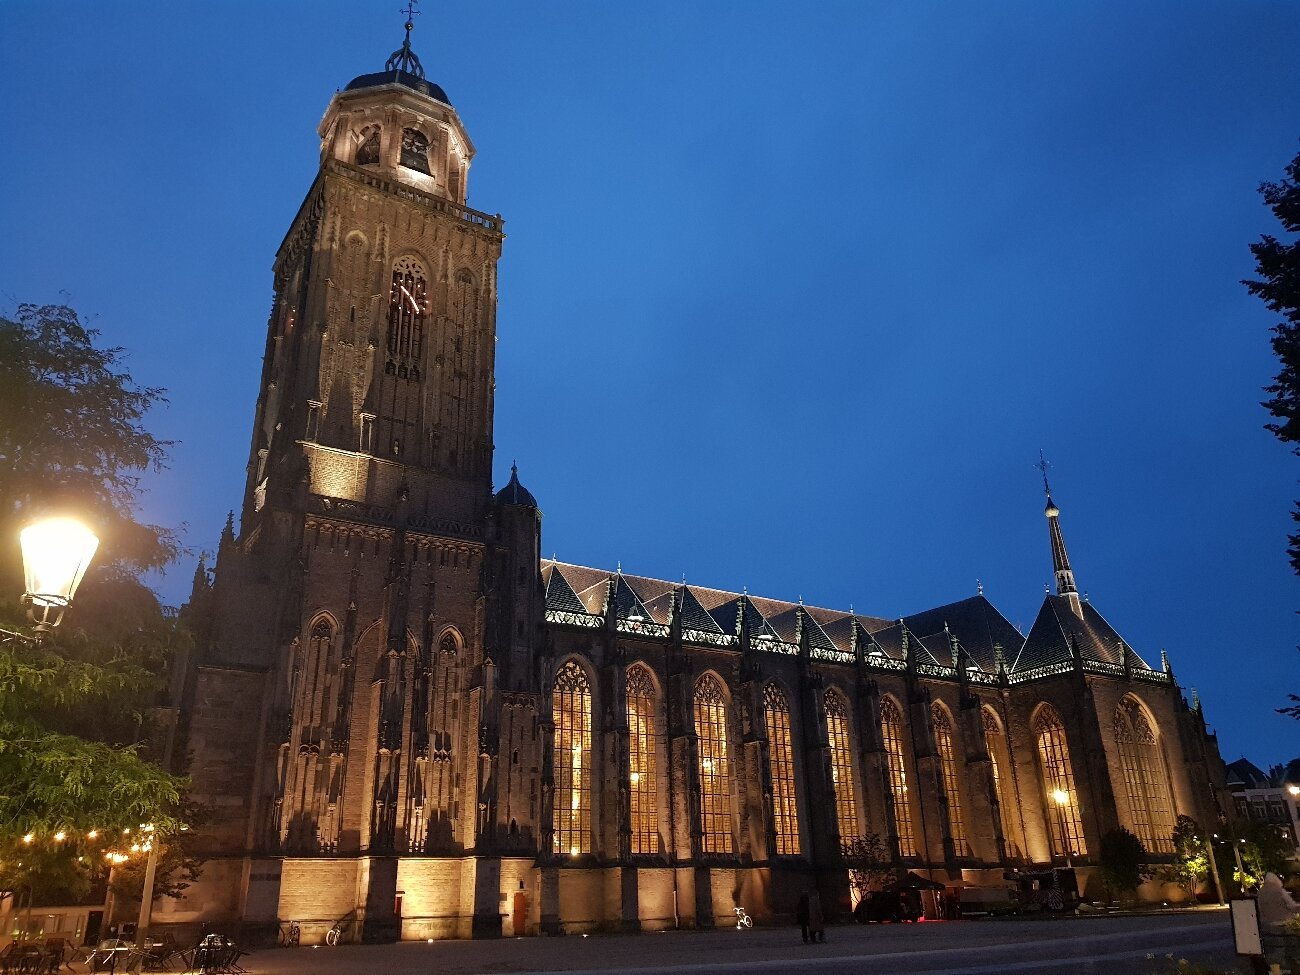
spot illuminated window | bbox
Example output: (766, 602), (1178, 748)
(626, 665), (660, 855)
(762, 684), (800, 855)
(932, 704), (969, 856)
(982, 707), (1021, 858)
(1034, 706), (1087, 858)
(400, 128), (430, 174)
(553, 661), (592, 855)
(388, 257), (426, 360)
(1114, 698), (1176, 854)
(880, 697), (916, 856)
(356, 126), (380, 166)
(694, 674), (734, 855)
(824, 689), (860, 843)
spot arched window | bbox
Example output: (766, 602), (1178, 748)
(824, 689), (861, 843)
(1114, 698), (1176, 854)
(880, 697), (916, 856)
(553, 661), (592, 855)
(932, 704), (969, 856)
(388, 256), (427, 360)
(400, 127), (431, 174)
(626, 665), (660, 855)
(762, 683), (800, 855)
(982, 707), (1021, 858)
(438, 631), (458, 656)
(1034, 706), (1087, 858)
(356, 126), (380, 166)
(694, 674), (734, 855)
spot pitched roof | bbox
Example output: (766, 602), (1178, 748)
(902, 595), (1023, 674)
(1010, 595), (1157, 675)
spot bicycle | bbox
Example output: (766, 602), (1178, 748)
(277, 920), (300, 947)
(733, 906), (753, 930)
(325, 911), (355, 946)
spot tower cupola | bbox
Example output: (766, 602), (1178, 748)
(318, 10), (475, 205)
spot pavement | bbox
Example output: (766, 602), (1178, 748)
(220, 909), (1239, 975)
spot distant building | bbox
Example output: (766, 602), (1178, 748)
(171, 21), (1229, 942)
(1225, 758), (1300, 856)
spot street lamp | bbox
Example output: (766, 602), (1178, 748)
(19, 517), (99, 634)
(1051, 789), (1074, 868)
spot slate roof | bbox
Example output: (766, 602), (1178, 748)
(902, 595), (1024, 674)
(537, 560), (1167, 685)
(494, 465), (538, 508)
(1225, 758), (1274, 790)
(1010, 595), (1157, 675)
(344, 68), (453, 106)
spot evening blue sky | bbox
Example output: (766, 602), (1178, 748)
(2, 2), (1297, 767)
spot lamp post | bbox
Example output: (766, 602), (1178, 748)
(1051, 789), (1074, 868)
(18, 516), (99, 636)
(136, 826), (159, 949)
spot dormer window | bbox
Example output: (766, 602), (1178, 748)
(356, 127), (380, 166)
(400, 128), (430, 174)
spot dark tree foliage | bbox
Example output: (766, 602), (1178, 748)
(1158, 815), (1209, 898)
(842, 832), (895, 895)
(1097, 827), (1153, 903)
(1244, 148), (1300, 718)
(0, 303), (187, 895)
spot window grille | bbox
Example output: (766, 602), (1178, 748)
(1034, 706), (1088, 857)
(388, 257), (427, 360)
(982, 707), (1021, 858)
(400, 128), (431, 173)
(553, 661), (592, 855)
(1113, 698), (1176, 853)
(824, 689), (861, 843)
(356, 127), (380, 165)
(932, 704), (970, 856)
(694, 674), (734, 855)
(880, 697), (916, 856)
(626, 665), (660, 854)
(762, 684), (800, 855)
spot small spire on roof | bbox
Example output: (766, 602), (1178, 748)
(386, 1), (426, 78)
(616, 560), (622, 575)
(1191, 687), (1201, 711)
(976, 579), (983, 596)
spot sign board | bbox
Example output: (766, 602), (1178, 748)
(1229, 897), (1262, 956)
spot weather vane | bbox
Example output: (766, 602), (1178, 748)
(386, 0), (426, 78)
(401, 0), (420, 30)
(1035, 450), (1052, 497)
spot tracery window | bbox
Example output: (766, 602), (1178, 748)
(762, 684), (800, 855)
(824, 689), (861, 843)
(694, 674), (734, 855)
(982, 707), (1021, 858)
(932, 704), (970, 856)
(1114, 698), (1176, 853)
(356, 126), (380, 166)
(626, 665), (660, 855)
(1034, 706), (1087, 858)
(438, 631), (458, 655)
(880, 697), (917, 856)
(400, 127), (431, 174)
(388, 256), (426, 360)
(553, 661), (592, 856)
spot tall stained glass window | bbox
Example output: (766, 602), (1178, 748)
(762, 684), (800, 855)
(880, 697), (916, 856)
(982, 707), (1021, 858)
(553, 661), (592, 855)
(1114, 697), (1176, 854)
(1034, 706), (1087, 858)
(626, 665), (660, 854)
(824, 689), (861, 843)
(694, 674), (734, 855)
(932, 704), (970, 856)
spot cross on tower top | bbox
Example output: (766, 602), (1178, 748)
(1036, 450), (1053, 498)
(386, 0), (426, 78)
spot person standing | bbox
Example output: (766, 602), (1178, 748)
(796, 892), (811, 943)
(808, 889), (826, 943)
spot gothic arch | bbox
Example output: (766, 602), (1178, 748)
(878, 694), (917, 857)
(823, 686), (862, 845)
(761, 682), (800, 855)
(434, 624), (463, 655)
(626, 663), (662, 855)
(1032, 703), (1088, 858)
(1113, 694), (1176, 853)
(553, 657), (595, 856)
(388, 255), (428, 361)
(931, 701), (969, 856)
(693, 671), (735, 856)
(354, 124), (381, 166)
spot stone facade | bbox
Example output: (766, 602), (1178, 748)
(172, 39), (1229, 943)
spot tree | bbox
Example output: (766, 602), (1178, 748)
(0, 303), (187, 892)
(1098, 827), (1153, 904)
(1158, 816), (1210, 899)
(843, 832), (895, 898)
(1213, 821), (1295, 893)
(1245, 147), (1300, 718)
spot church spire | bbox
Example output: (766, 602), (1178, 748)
(1037, 453), (1082, 616)
(386, 1), (426, 79)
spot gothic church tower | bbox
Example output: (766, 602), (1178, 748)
(182, 21), (544, 943)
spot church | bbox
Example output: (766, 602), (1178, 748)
(173, 22), (1229, 942)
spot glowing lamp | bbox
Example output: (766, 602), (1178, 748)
(1051, 789), (1070, 807)
(1288, 784), (1299, 797)
(20, 517), (99, 633)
